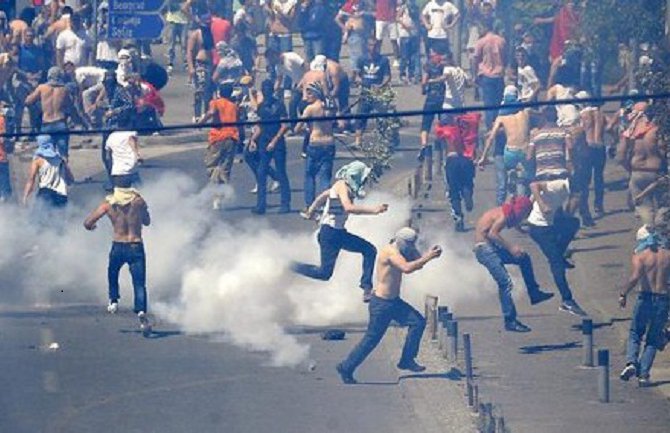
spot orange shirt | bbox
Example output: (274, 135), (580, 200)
(208, 97), (239, 145)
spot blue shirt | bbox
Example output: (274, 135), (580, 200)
(19, 45), (45, 74)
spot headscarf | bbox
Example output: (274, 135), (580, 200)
(392, 227), (421, 261)
(105, 187), (140, 206)
(47, 67), (65, 86)
(306, 81), (326, 102)
(335, 160), (372, 198)
(502, 196), (532, 228)
(498, 85), (522, 116)
(310, 54), (327, 72)
(635, 225), (660, 254)
(34, 134), (61, 164)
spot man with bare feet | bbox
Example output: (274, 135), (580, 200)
(84, 178), (152, 336)
(336, 227), (442, 384)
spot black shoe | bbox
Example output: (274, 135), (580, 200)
(530, 290), (554, 306)
(594, 207), (605, 218)
(582, 218), (596, 228)
(559, 300), (588, 317)
(638, 377), (652, 387)
(620, 363), (637, 381)
(336, 363), (357, 384)
(397, 359), (426, 372)
(504, 320), (531, 332)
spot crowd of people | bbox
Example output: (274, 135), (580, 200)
(0, 0), (668, 387)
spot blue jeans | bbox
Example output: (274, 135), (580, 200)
(292, 225), (376, 290)
(479, 76), (504, 129)
(167, 21), (186, 66)
(474, 242), (541, 323)
(340, 295), (426, 374)
(108, 242), (147, 313)
(399, 36), (420, 80)
(0, 161), (11, 200)
(584, 145), (606, 212)
(302, 38), (323, 62)
(626, 292), (670, 379)
(254, 141), (291, 212)
(445, 155), (474, 218)
(494, 154), (507, 206)
(41, 120), (69, 158)
(528, 214), (580, 302)
(303, 144), (335, 206)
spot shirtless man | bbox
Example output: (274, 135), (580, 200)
(186, 13), (214, 121)
(473, 196), (554, 332)
(336, 227), (442, 384)
(577, 91), (607, 217)
(479, 85), (532, 198)
(25, 67), (72, 158)
(294, 81), (336, 207)
(84, 179), (152, 336)
(619, 225), (670, 387)
(618, 102), (666, 229)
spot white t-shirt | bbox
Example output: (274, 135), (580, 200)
(56, 29), (90, 67)
(106, 131), (139, 176)
(422, 0), (459, 39)
(527, 179), (570, 227)
(553, 84), (580, 127)
(442, 66), (468, 109)
(279, 52), (305, 84)
(517, 65), (539, 101)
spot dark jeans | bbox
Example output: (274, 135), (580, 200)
(626, 293), (670, 379)
(292, 225), (376, 290)
(584, 145), (606, 211)
(474, 242), (541, 323)
(571, 157), (594, 223)
(108, 242), (147, 314)
(302, 37), (324, 62)
(528, 214), (580, 302)
(324, 25), (343, 62)
(304, 144), (335, 206)
(0, 161), (11, 200)
(445, 155), (474, 218)
(340, 295), (426, 374)
(41, 120), (69, 158)
(479, 76), (504, 129)
(253, 141), (291, 212)
(399, 36), (421, 80)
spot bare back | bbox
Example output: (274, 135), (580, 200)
(300, 70), (329, 100)
(581, 107), (605, 145)
(106, 197), (150, 243)
(636, 248), (670, 294)
(631, 125), (663, 172)
(38, 84), (70, 123)
(303, 101), (333, 145)
(374, 244), (404, 300)
(474, 207), (503, 244)
(500, 110), (530, 151)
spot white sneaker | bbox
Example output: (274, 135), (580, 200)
(269, 181), (280, 193)
(107, 301), (118, 314)
(138, 311), (151, 336)
(250, 184), (258, 194)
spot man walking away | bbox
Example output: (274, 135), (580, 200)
(84, 178), (152, 336)
(337, 227), (442, 384)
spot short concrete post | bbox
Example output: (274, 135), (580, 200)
(447, 320), (458, 362)
(473, 384), (479, 412)
(413, 170), (421, 199)
(598, 349), (610, 403)
(582, 319), (594, 367)
(424, 295), (439, 340)
(466, 381), (474, 407)
(463, 333), (473, 380)
(440, 320), (449, 358)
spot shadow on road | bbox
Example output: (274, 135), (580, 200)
(518, 341), (580, 355)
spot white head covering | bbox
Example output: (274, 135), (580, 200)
(310, 55), (327, 72)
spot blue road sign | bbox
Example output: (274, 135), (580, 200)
(108, 13), (164, 39)
(109, 0), (165, 13)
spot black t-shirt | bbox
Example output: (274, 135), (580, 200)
(357, 54), (391, 88)
(258, 98), (286, 144)
(424, 62), (445, 101)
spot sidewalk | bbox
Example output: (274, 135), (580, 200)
(400, 159), (670, 432)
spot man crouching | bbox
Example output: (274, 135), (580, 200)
(336, 227), (442, 384)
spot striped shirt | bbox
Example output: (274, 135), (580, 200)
(530, 127), (570, 179)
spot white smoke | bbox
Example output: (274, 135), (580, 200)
(0, 170), (505, 367)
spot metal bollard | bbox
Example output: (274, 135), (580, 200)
(447, 320), (459, 362)
(473, 384), (479, 412)
(440, 320), (449, 358)
(582, 319), (594, 367)
(598, 349), (610, 403)
(463, 333), (473, 380)
(466, 381), (474, 407)
(425, 295), (439, 340)
(437, 306), (449, 324)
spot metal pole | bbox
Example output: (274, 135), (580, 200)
(473, 384), (479, 412)
(425, 295), (439, 341)
(467, 380), (474, 407)
(582, 319), (594, 367)
(598, 349), (610, 403)
(447, 320), (458, 363)
(464, 333), (473, 380)
(440, 320), (448, 358)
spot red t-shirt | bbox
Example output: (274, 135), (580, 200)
(376, 0), (397, 22)
(341, 0), (359, 14)
(210, 17), (232, 65)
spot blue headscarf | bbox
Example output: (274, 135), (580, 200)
(34, 135), (61, 164)
(336, 160), (372, 198)
(635, 225), (660, 254)
(498, 85), (522, 116)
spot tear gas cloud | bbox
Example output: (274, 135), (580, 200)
(0, 171), (507, 366)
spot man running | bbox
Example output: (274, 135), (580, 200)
(619, 225), (670, 387)
(473, 196), (554, 332)
(292, 160), (386, 302)
(84, 178), (152, 336)
(336, 227), (442, 384)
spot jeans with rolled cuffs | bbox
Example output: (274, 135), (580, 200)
(626, 293), (670, 379)
(339, 295), (425, 374)
(292, 225), (376, 291)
